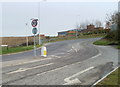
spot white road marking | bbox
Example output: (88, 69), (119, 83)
(37, 61), (81, 76)
(90, 53), (101, 59)
(4, 58), (52, 67)
(63, 66), (94, 85)
(67, 49), (73, 53)
(64, 78), (81, 85)
(72, 46), (78, 52)
(7, 63), (53, 74)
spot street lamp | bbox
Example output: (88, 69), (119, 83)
(38, 2), (41, 45)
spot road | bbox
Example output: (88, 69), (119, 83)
(1, 38), (119, 86)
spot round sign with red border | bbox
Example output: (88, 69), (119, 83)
(31, 20), (38, 27)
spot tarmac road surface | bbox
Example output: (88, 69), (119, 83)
(2, 38), (119, 86)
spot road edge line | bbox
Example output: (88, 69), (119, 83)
(91, 66), (119, 87)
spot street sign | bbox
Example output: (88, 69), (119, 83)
(32, 28), (37, 34)
(31, 20), (38, 27)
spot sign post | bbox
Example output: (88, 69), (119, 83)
(31, 19), (38, 57)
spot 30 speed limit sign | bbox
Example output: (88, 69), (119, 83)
(31, 20), (38, 27)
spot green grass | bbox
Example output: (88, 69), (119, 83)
(95, 67), (119, 86)
(93, 38), (120, 50)
(116, 45), (120, 49)
(1, 45), (42, 55)
(93, 39), (112, 46)
(46, 34), (106, 43)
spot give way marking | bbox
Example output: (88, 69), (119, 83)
(63, 66), (94, 85)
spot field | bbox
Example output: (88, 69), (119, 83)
(1, 36), (39, 47)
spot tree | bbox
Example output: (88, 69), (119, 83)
(105, 12), (120, 44)
(95, 20), (102, 27)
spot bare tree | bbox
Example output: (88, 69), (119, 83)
(95, 20), (102, 27)
(80, 22), (88, 29)
(75, 23), (81, 30)
(106, 12), (118, 24)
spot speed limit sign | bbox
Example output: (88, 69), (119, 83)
(31, 20), (38, 27)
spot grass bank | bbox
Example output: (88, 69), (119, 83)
(93, 39), (120, 49)
(1, 34), (105, 55)
(1, 45), (42, 55)
(95, 67), (119, 86)
(93, 39), (113, 46)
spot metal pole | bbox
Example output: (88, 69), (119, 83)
(26, 23), (29, 46)
(38, 2), (41, 45)
(26, 36), (28, 47)
(34, 34), (36, 56)
(76, 29), (78, 38)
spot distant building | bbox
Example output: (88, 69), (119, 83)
(40, 34), (45, 38)
(94, 27), (104, 30)
(58, 31), (67, 37)
(67, 30), (76, 36)
(87, 24), (95, 30)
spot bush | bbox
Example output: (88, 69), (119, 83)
(105, 30), (118, 41)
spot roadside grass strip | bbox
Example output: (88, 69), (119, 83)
(93, 67), (120, 86)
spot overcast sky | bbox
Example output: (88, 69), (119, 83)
(0, 1), (118, 37)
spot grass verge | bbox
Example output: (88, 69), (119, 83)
(93, 39), (120, 49)
(93, 39), (112, 46)
(1, 45), (42, 55)
(95, 67), (119, 86)
(45, 34), (106, 44)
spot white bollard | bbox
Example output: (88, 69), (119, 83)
(41, 46), (47, 57)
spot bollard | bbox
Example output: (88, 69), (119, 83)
(41, 46), (47, 57)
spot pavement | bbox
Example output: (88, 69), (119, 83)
(1, 38), (119, 86)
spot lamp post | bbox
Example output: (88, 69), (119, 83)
(38, 2), (41, 45)
(76, 15), (80, 38)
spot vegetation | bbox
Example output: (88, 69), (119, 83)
(43, 34), (106, 43)
(95, 67), (120, 86)
(105, 12), (120, 45)
(93, 39), (112, 46)
(1, 45), (42, 55)
(94, 12), (120, 49)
